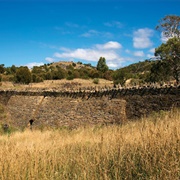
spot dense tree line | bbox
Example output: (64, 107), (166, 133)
(0, 58), (112, 84)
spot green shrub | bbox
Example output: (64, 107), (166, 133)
(15, 66), (31, 84)
(93, 78), (99, 84)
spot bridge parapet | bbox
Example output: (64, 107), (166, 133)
(0, 86), (179, 99)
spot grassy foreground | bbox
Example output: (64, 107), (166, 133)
(0, 109), (179, 180)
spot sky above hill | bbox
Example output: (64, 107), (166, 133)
(0, 0), (180, 69)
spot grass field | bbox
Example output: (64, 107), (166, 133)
(0, 78), (114, 91)
(0, 109), (179, 180)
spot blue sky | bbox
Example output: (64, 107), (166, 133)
(0, 0), (180, 69)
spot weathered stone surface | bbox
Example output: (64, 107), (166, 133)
(0, 86), (179, 129)
(6, 96), (126, 128)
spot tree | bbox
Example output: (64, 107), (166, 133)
(154, 15), (180, 85)
(0, 64), (5, 74)
(155, 37), (180, 84)
(147, 60), (171, 83)
(97, 57), (109, 73)
(113, 69), (129, 87)
(10, 65), (17, 74)
(156, 15), (180, 39)
(15, 66), (31, 84)
(51, 66), (66, 80)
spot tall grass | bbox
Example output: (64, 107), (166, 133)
(0, 109), (179, 179)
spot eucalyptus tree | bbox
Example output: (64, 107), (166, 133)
(155, 37), (180, 84)
(153, 15), (180, 85)
(156, 15), (180, 39)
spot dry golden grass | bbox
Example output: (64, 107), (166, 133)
(0, 78), (113, 90)
(0, 109), (179, 179)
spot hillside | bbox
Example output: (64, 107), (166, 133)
(120, 60), (155, 74)
(2, 58), (176, 90)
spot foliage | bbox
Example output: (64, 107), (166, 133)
(72, 62), (76, 67)
(4, 66), (17, 75)
(97, 57), (109, 73)
(15, 66), (32, 84)
(103, 70), (113, 81)
(156, 15), (180, 39)
(0, 64), (5, 74)
(10, 65), (17, 74)
(52, 70), (65, 80)
(66, 70), (74, 80)
(155, 37), (180, 84)
(93, 78), (99, 84)
(31, 74), (44, 83)
(147, 60), (171, 83)
(113, 68), (129, 86)
(112, 60), (155, 86)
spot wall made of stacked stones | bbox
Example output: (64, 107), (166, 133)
(6, 96), (126, 128)
(0, 86), (179, 128)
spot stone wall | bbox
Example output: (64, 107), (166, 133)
(6, 96), (126, 128)
(0, 86), (179, 128)
(125, 95), (179, 119)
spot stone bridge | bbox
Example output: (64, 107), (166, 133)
(0, 86), (179, 129)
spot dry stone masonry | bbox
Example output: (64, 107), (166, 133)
(0, 86), (179, 129)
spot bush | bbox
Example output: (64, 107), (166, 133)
(32, 74), (44, 83)
(66, 75), (74, 80)
(15, 66), (31, 84)
(93, 78), (99, 84)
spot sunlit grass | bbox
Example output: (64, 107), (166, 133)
(0, 109), (179, 179)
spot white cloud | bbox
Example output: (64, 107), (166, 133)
(81, 30), (113, 38)
(104, 21), (123, 28)
(133, 28), (154, 49)
(45, 57), (55, 63)
(133, 51), (145, 57)
(146, 54), (154, 59)
(53, 41), (124, 69)
(54, 48), (119, 62)
(125, 49), (131, 54)
(81, 30), (99, 37)
(25, 62), (44, 69)
(149, 48), (155, 53)
(95, 41), (122, 49)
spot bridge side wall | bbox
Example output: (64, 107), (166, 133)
(0, 86), (179, 128)
(6, 96), (126, 128)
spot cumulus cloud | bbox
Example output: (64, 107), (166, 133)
(45, 57), (55, 63)
(25, 62), (44, 69)
(95, 41), (122, 49)
(133, 28), (154, 49)
(53, 41), (124, 69)
(54, 48), (119, 62)
(149, 48), (155, 53)
(133, 51), (145, 57)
